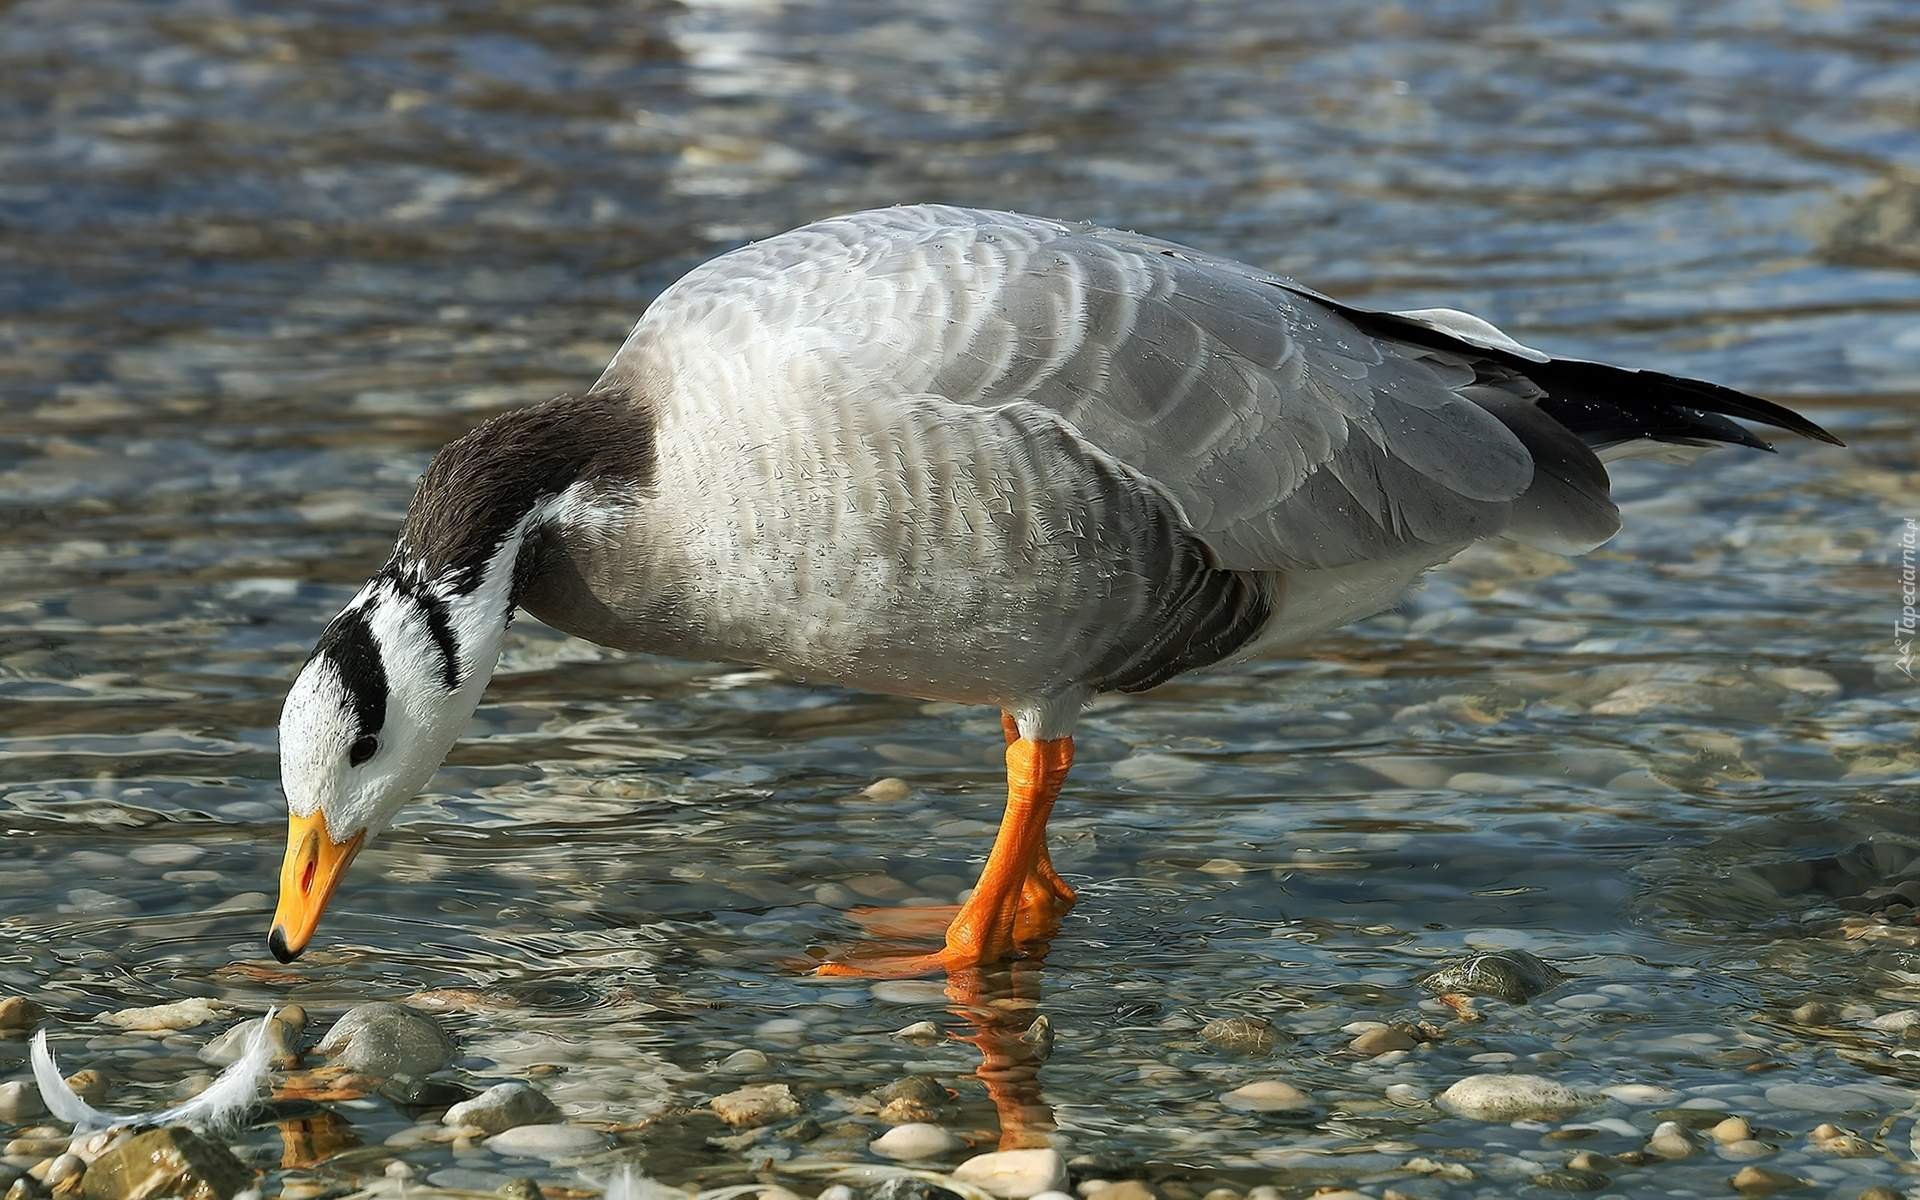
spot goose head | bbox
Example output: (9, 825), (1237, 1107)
(268, 389), (654, 962)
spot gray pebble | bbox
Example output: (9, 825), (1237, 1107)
(316, 1002), (454, 1076)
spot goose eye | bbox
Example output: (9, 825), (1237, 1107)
(348, 735), (379, 767)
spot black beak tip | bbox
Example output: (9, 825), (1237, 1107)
(267, 925), (300, 964)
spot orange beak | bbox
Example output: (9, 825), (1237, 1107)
(268, 810), (365, 963)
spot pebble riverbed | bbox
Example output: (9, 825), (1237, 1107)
(4, 0), (1920, 1198)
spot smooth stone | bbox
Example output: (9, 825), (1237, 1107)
(199, 1011), (301, 1068)
(1350, 1026), (1416, 1056)
(1713, 1117), (1753, 1145)
(875, 1075), (951, 1124)
(870, 1123), (964, 1161)
(1566, 1152), (1610, 1172)
(1034, 1193), (1076, 1200)
(315, 1003), (454, 1076)
(1091, 1184), (1154, 1200)
(1648, 1121), (1696, 1159)
(1858, 1189), (1901, 1200)
(710, 1083), (801, 1128)
(1437, 1074), (1596, 1121)
(0, 1084), (44, 1122)
(1418, 950), (1565, 1003)
(1219, 1080), (1311, 1113)
(0, 999), (45, 1032)
(817, 1188), (856, 1200)
(1385, 1084), (1429, 1105)
(101, 999), (228, 1032)
(892, 1021), (940, 1042)
(429, 1168), (515, 1191)
(1762, 1083), (1879, 1112)
(1730, 1166), (1805, 1193)
(1200, 1016), (1283, 1055)
(62, 1071), (109, 1105)
(1789, 1000), (1836, 1027)
(1722, 1140), (1773, 1161)
(46, 1155), (83, 1188)
(1601, 1084), (1675, 1105)
(719, 1049), (770, 1075)
(444, 1082), (563, 1134)
(80, 1128), (249, 1200)
(862, 778), (913, 802)
(952, 1148), (1068, 1199)
(482, 1124), (609, 1162)
(1530, 1170), (1606, 1193)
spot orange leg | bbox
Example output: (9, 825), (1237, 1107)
(818, 720), (1076, 978)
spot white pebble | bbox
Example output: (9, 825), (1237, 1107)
(870, 1123), (964, 1161)
(1436, 1074), (1596, 1122)
(952, 1148), (1068, 1199)
(1219, 1080), (1311, 1113)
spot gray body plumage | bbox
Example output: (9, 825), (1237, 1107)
(489, 205), (1833, 733)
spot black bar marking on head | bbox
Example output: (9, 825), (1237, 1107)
(377, 563), (464, 693)
(414, 588), (464, 692)
(312, 607), (388, 741)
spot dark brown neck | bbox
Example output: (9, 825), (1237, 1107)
(395, 387), (656, 596)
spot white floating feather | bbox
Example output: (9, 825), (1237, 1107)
(31, 1007), (277, 1133)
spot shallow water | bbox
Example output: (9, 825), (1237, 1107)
(2, 0), (1918, 1196)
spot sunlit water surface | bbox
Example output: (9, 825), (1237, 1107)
(2, 1), (1918, 1196)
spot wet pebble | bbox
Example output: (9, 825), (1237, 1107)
(1219, 1080), (1311, 1113)
(1729, 1165), (1805, 1193)
(0, 1083), (44, 1122)
(710, 1083), (801, 1128)
(892, 1021), (940, 1042)
(875, 1075), (951, 1124)
(444, 1082), (563, 1134)
(1647, 1121), (1696, 1159)
(1762, 1082), (1880, 1112)
(61, 1071), (108, 1106)
(1807, 1123), (1873, 1156)
(78, 1128), (248, 1200)
(315, 1002), (454, 1076)
(0, 999), (45, 1031)
(1530, 1169), (1607, 1193)
(1712, 1116), (1752, 1144)
(1200, 1016), (1282, 1056)
(1349, 1025), (1416, 1056)
(1419, 949), (1565, 1003)
(862, 778), (913, 802)
(200, 1007), (303, 1068)
(101, 999), (227, 1032)
(483, 1124), (610, 1162)
(46, 1154), (82, 1189)
(1436, 1074), (1596, 1121)
(1721, 1140), (1773, 1161)
(951, 1148), (1067, 1199)
(719, 1048), (770, 1074)
(870, 1123), (964, 1160)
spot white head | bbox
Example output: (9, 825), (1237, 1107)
(267, 390), (654, 963)
(268, 557), (514, 961)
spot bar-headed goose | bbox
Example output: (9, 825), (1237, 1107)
(268, 205), (1840, 974)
